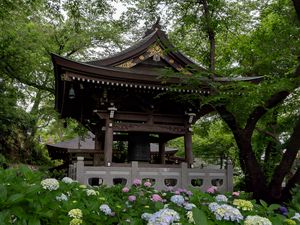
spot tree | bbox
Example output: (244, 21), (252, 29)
(123, 0), (300, 202)
(0, 0), (130, 162)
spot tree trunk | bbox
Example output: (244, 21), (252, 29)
(292, 0), (300, 20)
(281, 168), (300, 201)
(269, 117), (300, 201)
(198, 0), (216, 73)
(234, 131), (269, 200)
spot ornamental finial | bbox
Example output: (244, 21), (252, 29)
(144, 17), (162, 37)
(153, 17), (161, 30)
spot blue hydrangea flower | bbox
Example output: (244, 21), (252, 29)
(100, 204), (112, 216)
(208, 202), (219, 212)
(147, 208), (180, 225)
(170, 195), (185, 206)
(215, 194), (228, 202)
(184, 203), (196, 211)
(209, 203), (243, 222)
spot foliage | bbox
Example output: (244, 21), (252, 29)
(125, 0), (300, 202)
(0, 166), (299, 224)
(0, 0), (129, 163)
(1, 0), (300, 204)
(169, 114), (238, 167)
(289, 185), (300, 212)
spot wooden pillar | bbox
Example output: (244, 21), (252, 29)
(94, 126), (104, 166)
(104, 119), (113, 166)
(158, 141), (166, 164)
(184, 128), (193, 167)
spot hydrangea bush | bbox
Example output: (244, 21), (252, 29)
(0, 166), (299, 225)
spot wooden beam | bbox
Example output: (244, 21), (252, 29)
(113, 122), (185, 134)
(113, 134), (159, 142)
(95, 110), (185, 125)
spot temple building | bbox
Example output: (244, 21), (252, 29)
(49, 21), (260, 190)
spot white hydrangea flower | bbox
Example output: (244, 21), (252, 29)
(68, 209), (83, 219)
(69, 218), (82, 225)
(141, 213), (153, 221)
(100, 204), (112, 216)
(86, 189), (97, 196)
(292, 213), (300, 222)
(147, 208), (180, 225)
(170, 195), (185, 206)
(186, 211), (195, 224)
(56, 193), (68, 201)
(209, 203), (243, 222)
(184, 203), (196, 211)
(41, 178), (59, 191)
(244, 215), (272, 225)
(215, 194), (228, 202)
(62, 177), (73, 184)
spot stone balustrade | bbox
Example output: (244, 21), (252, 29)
(69, 157), (233, 192)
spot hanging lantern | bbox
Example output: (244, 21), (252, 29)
(153, 54), (160, 62)
(69, 85), (75, 99)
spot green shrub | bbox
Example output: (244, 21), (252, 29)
(0, 166), (299, 225)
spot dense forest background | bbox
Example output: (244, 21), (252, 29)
(1, 0), (300, 202)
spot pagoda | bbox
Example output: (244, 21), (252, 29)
(50, 21), (260, 190)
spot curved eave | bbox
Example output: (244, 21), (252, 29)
(86, 30), (206, 71)
(52, 53), (187, 85)
(52, 53), (263, 84)
(214, 76), (263, 83)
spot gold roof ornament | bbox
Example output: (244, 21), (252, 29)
(147, 44), (164, 57)
(116, 59), (136, 68)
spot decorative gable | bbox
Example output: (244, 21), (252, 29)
(115, 43), (191, 74)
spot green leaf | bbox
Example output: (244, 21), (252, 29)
(8, 193), (25, 204)
(192, 207), (208, 225)
(0, 184), (7, 204)
(268, 204), (280, 211)
(259, 199), (268, 209)
(28, 217), (41, 225)
(269, 215), (285, 225)
(26, 184), (40, 194)
(11, 206), (26, 218)
(154, 202), (164, 210)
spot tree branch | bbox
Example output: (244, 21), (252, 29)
(245, 91), (290, 133)
(270, 116), (300, 191)
(281, 167), (300, 200)
(255, 127), (280, 143)
(214, 105), (242, 135)
(4, 65), (54, 94)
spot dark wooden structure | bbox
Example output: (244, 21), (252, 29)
(51, 22), (262, 167)
(46, 132), (179, 166)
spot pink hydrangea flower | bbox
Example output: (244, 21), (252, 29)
(151, 194), (163, 202)
(122, 187), (129, 193)
(232, 191), (240, 197)
(144, 181), (151, 187)
(128, 195), (136, 202)
(167, 186), (174, 192)
(186, 191), (193, 196)
(133, 179), (141, 186)
(206, 186), (218, 194)
(175, 191), (180, 195)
